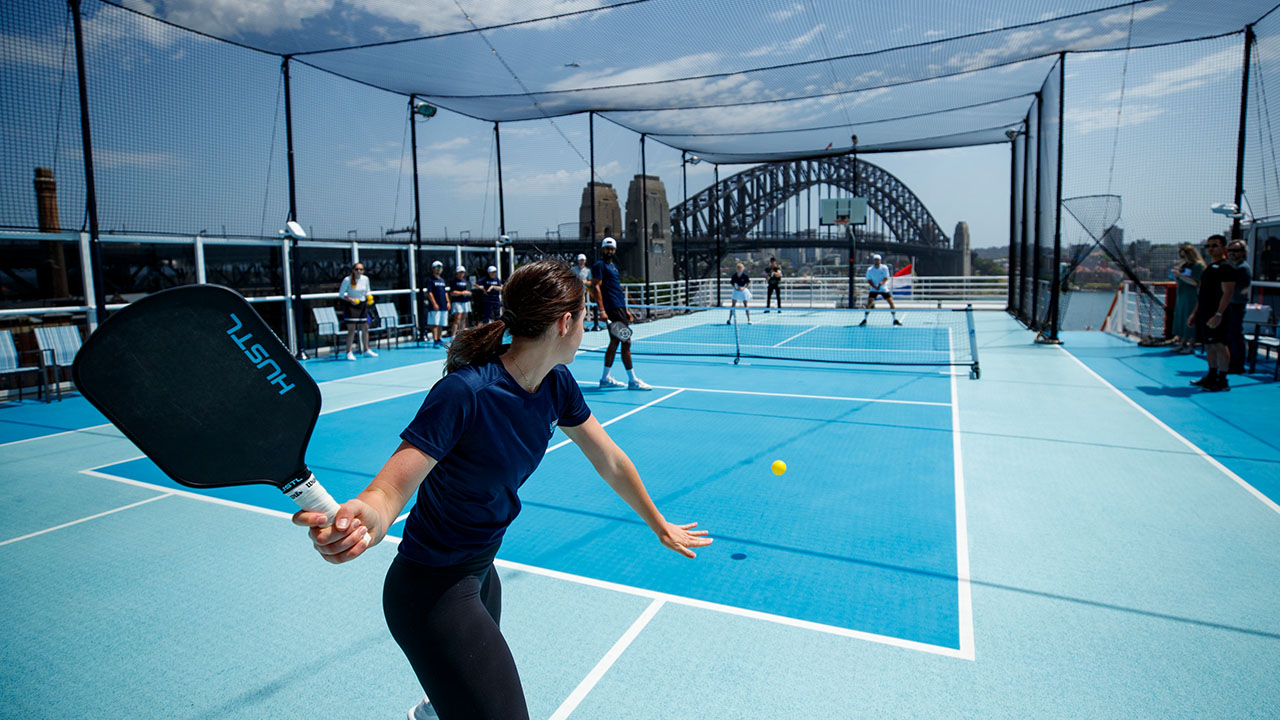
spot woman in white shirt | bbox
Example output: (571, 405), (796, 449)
(338, 262), (378, 360)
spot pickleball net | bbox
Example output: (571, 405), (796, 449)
(582, 304), (980, 378)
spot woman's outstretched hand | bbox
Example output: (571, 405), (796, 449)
(292, 499), (382, 564)
(656, 521), (712, 559)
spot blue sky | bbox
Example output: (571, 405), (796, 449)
(1, 0), (1268, 255)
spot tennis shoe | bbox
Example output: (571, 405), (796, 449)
(364, 349), (379, 357)
(857, 319), (867, 327)
(893, 319), (903, 327)
(600, 376), (627, 389)
(1190, 374), (1212, 387)
(345, 352), (357, 361)
(628, 378), (652, 391)
(407, 697), (437, 720)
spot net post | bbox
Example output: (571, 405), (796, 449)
(966, 304), (980, 380)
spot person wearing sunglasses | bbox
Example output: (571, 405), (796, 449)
(1187, 235), (1237, 392)
(1225, 240), (1252, 374)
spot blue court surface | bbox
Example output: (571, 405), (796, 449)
(3, 311), (1279, 719)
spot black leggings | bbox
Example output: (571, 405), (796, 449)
(766, 285), (781, 308)
(383, 554), (529, 720)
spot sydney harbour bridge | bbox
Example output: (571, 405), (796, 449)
(513, 155), (965, 277)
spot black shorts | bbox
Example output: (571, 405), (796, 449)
(605, 306), (630, 324)
(1199, 308), (1239, 345)
(867, 290), (892, 301)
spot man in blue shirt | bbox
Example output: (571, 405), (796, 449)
(425, 261), (450, 348)
(448, 266), (473, 340)
(480, 265), (503, 324)
(1226, 239), (1252, 374)
(591, 237), (651, 390)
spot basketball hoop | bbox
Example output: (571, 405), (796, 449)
(835, 217), (849, 227)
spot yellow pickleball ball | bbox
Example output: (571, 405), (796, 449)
(771, 460), (787, 476)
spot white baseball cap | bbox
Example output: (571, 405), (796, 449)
(487, 265), (497, 273)
(431, 260), (443, 268)
(577, 253), (587, 261)
(601, 237), (617, 248)
(455, 265), (466, 273)
(872, 254), (882, 260)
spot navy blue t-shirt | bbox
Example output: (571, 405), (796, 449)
(592, 259), (626, 310)
(398, 359), (592, 566)
(449, 277), (472, 300)
(481, 276), (503, 306)
(427, 276), (449, 308)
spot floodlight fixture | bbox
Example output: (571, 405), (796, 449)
(1211, 202), (1244, 219)
(414, 102), (438, 119)
(279, 220), (306, 239)
(686, 154), (701, 166)
(499, 234), (512, 246)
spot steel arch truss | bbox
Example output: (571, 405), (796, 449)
(671, 156), (949, 249)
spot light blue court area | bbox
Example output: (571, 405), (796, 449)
(4, 315), (1280, 718)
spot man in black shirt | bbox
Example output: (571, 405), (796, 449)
(764, 257), (782, 313)
(1187, 234), (1238, 392)
(1225, 239), (1252, 374)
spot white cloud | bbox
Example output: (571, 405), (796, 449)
(1066, 104), (1164, 133)
(428, 137), (471, 151)
(157, 0), (336, 38)
(742, 25), (825, 59)
(351, 0), (606, 35)
(1099, 4), (1167, 26)
(767, 3), (805, 22)
(1110, 46), (1240, 101)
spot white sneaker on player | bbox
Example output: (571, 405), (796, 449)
(364, 348), (379, 357)
(600, 375), (627, 389)
(628, 378), (652, 391)
(345, 352), (357, 361)
(407, 697), (437, 720)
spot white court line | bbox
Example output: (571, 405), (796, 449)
(950, 329), (976, 660)
(1057, 345), (1280, 517)
(548, 598), (666, 720)
(0, 422), (115, 449)
(545, 389), (685, 453)
(772, 324), (821, 347)
(81, 469), (297, 520)
(0, 493), (173, 547)
(579, 381), (949, 408)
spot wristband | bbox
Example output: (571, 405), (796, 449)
(1213, 312), (1223, 317)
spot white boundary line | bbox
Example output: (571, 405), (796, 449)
(950, 329), (976, 660)
(771, 325), (821, 347)
(546, 389), (685, 453)
(1057, 345), (1280, 517)
(0, 422), (115, 448)
(0, 493), (173, 547)
(582, 382), (949, 408)
(548, 598), (666, 720)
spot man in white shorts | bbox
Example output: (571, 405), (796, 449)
(449, 265), (473, 339)
(425, 260), (450, 348)
(858, 254), (902, 327)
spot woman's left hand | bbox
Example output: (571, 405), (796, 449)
(656, 521), (713, 558)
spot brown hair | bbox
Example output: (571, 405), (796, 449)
(445, 260), (584, 374)
(1179, 243), (1204, 265)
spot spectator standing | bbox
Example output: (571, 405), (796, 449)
(764, 257), (782, 313)
(575, 253), (597, 330)
(425, 261), (450, 348)
(1226, 239), (1252, 374)
(1171, 243), (1205, 354)
(481, 265), (504, 324)
(449, 266), (473, 340)
(338, 262), (378, 360)
(1187, 235), (1237, 392)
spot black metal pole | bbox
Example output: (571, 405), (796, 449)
(848, 135), (858, 310)
(589, 112), (596, 253)
(682, 151), (689, 305)
(641, 134), (650, 307)
(1030, 95), (1042, 329)
(1047, 54), (1066, 342)
(495, 122), (506, 239)
(1232, 24), (1255, 241)
(1019, 109), (1031, 321)
(282, 56), (306, 358)
(1008, 134), (1019, 314)
(410, 96), (426, 341)
(69, 0), (105, 328)
(714, 165), (721, 306)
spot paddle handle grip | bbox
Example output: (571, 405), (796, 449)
(283, 473), (340, 525)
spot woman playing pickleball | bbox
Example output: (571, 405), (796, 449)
(293, 260), (711, 720)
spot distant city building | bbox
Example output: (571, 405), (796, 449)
(622, 174), (673, 284)
(954, 221), (971, 275)
(579, 182), (622, 242)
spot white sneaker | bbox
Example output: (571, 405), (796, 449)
(628, 378), (652, 391)
(364, 348), (379, 357)
(345, 352), (357, 361)
(600, 376), (627, 389)
(407, 697), (437, 720)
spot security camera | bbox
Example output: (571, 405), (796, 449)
(1211, 202), (1244, 218)
(1005, 128), (1020, 140)
(278, 220), (307, 239)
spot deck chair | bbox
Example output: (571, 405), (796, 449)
(311, 306), (343, 359)
(33, 324), (83, 401)
(376, 302), (416, 348)
(1, 329), (48, 401)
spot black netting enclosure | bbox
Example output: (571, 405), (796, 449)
(3, 0), (1280, 350)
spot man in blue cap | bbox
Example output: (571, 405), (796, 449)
(591, 237), (651, 390)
